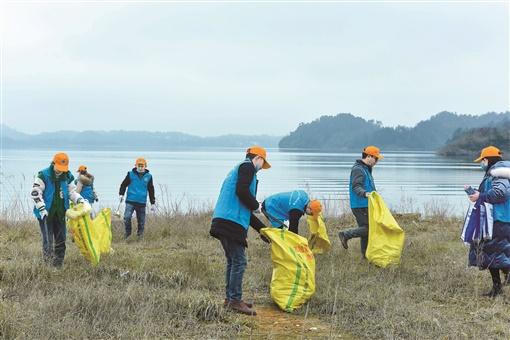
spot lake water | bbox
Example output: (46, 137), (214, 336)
(0, 148), (483, 217)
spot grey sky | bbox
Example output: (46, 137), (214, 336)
(2, 1), (509, 136)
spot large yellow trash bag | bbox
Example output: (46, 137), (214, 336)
(307, 214), (331, 254)
(66, 204), (113, 266)
(261, 227), (316, 312)
(366, 192), (405, 268)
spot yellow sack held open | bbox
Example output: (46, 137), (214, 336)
(261, 228), (315, 312)
(366, 192), (405, 268)
(66, 204), (113, 266)
(307, 214), (331, 254)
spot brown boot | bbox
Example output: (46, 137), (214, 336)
(227, 299), (257, 316)
(224, 298), (253, 308)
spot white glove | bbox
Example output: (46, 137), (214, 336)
(119, 195), (124, 203)
(365, 192), (371, 198)
(39, 208), (48, 220)
(35, 201), (47, 220)
(254, 202), (262, 214)
(82, 200), (92, 213)
(150, 204), (156, 213)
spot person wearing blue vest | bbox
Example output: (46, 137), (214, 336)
(210, 146), (271, 316)
(30, 152), (89, 267)
(338, 146), (383, 258)
(75, 165), (98, 217)
(466, 146), (510, 297)
(262, 190), (322, 234)
(119, 157), (156, 239)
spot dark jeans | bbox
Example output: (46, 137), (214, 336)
(219, 237), (247, 301)
(124, 203), (146, 237)
(343, 207), (369, 257)
(38, 217), (66, 267)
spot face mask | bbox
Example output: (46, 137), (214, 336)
(480, 163), (488, 171)
(252, 157), (263, 172)
(137, 166), (145, 173)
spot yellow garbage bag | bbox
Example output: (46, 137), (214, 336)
(307, 214), (331, 254)
(261, 227), (316, 312)
(366, 192), (405, 268)
(66, 204), (113, 266)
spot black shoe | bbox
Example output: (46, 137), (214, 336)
(52, 259), (64, 268)
(338, 232), (349, 249)
(482, 284), (503, 298)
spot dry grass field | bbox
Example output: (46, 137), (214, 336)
(1, 206), (510, 339)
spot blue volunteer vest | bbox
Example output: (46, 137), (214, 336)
(33, 167), (70, 219)
(264, 190), (310, 227)
(74, 179), (94, 202)
(213, 160), (258, 230)
(126, 170), (152, 204)
(349, 163), (375, 209)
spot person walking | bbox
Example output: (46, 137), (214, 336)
(30, 152), (89, 267)
(338, 146), (383, 258)
(466, 146), (510, 297)
(119, 157), (156, 239)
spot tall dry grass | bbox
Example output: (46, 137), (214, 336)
(1, 203), (509, 339)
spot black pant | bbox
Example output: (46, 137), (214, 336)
(343, 208), (369, 257)
(489, 268), (510, 286)
(38, 217), (66, 266)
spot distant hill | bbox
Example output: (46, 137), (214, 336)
(1, 125), (30, 140)
(0, 125), (282, 150)
(438, 122), (510, 157)
(278, 111), (510, 151)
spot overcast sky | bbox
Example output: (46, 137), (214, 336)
(1, 1), (509, 136)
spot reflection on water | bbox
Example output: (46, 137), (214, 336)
(1, 149), (483, 216)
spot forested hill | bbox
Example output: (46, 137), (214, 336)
(278, 111), (510, 151)
(438, 122), (510, 157)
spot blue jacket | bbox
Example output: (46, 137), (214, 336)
(33, 166), (72, 219)
(126, 170), (153, 204)
(479, 161), (510, 223)
(263, 190), (309, 227)
(349, 160), (376, 209)
(213, 160), (258, 230)
(469, 161), (510, 269)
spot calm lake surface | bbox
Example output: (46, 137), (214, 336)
(0, 148), (483, 217)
